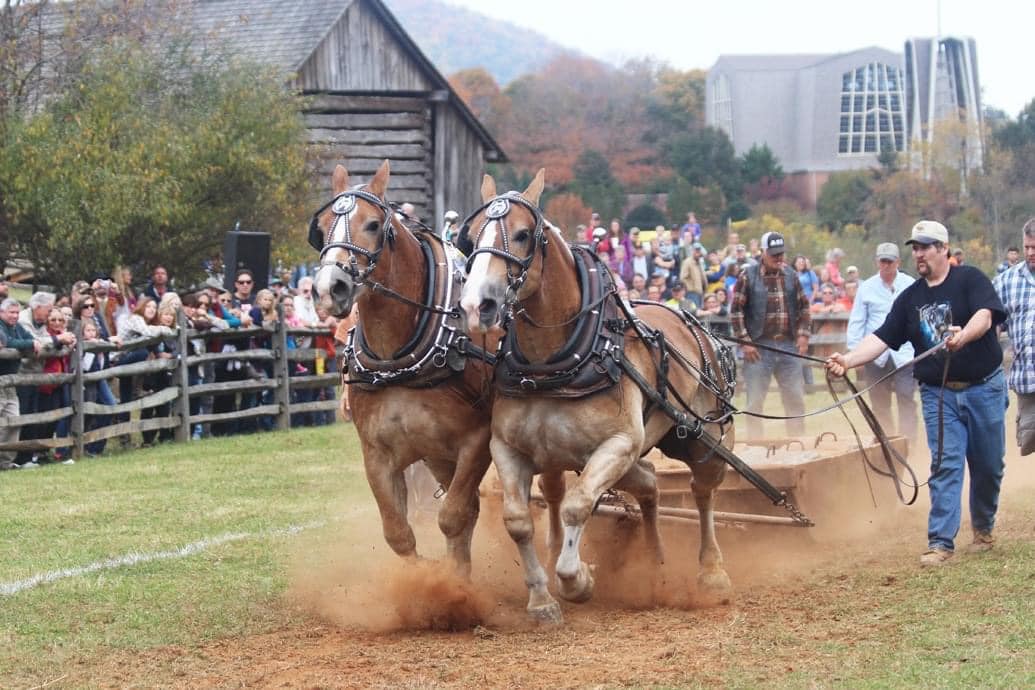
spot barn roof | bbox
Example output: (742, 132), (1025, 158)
(188, 0), (505, 161)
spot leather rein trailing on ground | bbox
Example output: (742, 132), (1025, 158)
(711, 332), (954, 506)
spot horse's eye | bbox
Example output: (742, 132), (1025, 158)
(513, 229), (530, 244)
(364, 220), (380, 234)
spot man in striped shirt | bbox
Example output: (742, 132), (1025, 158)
(993, 217), (1035, 455)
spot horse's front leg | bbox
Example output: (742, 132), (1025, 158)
(493, 436), (561, 624)
(538, 470), (566, 566)
(689, 442), (732, 606)
(614, 458), (665, 566)
(362, 445), (417, 558)
(556, 433), (640, 603)
(430, 427), (493, 579)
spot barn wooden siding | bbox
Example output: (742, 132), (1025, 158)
(294, 0), (499, 226)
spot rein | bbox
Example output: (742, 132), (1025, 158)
(708, 331), (954, 505)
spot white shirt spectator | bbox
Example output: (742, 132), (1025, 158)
(847, 270), (916, 368)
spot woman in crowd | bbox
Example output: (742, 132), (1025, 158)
(78, 319), (113, 456)
(139, 304), (179, 446)
(38, 308), (75, 463)
(794, 254), (821, 303)
(313, 303), (339, 426)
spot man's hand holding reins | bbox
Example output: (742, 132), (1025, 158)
(742, 343), (760, 363)
(796, 334), (809, 357)
(825, 352), (849, 378)
(825, 333), (890, 379)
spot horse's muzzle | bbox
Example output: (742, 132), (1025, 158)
(314, 264), (356, 318)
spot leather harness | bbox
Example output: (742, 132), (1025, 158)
(342, 230), (495, 402)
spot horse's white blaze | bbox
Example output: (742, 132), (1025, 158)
(459, 220), (498, 312)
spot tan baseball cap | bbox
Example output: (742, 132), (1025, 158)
(906, 220), (949, 245)
(875, 242), (900, 260)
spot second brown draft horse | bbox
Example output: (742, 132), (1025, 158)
(459, 171), (737, 623)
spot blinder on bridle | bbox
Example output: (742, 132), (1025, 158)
(461, 192), (548, 293)
(308, 188), (397, 281)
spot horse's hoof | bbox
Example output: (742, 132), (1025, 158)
(528, 601), (563, 625)
(556, 562), (596, 603)
(696, 569), (733, 607)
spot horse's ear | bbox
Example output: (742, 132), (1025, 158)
(480, 174), (497, 202)
(332, 164), (349, 195)
(522, 168), (546, 206)
(369, 159), (390, 199)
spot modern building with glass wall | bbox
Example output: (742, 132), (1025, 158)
(706, 38), (981, 207)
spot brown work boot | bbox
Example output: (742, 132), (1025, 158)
(919, 548), (954, 567)
(965, 530), (995, 554)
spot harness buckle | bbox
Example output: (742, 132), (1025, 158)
(676, 425), (689, 440)
(519, 377), (537, 391)
(432, 351), (447, 368)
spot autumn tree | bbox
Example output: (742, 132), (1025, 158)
(0, 39), (309, 289)
(448, 67), (509, 134)
(570, 150), (625, 222)
(645, 66), (706, 143)
(817, 171), (872, 231)
(543, 193), (589, 241)
(666, 126), (743, 219)
(993, 98), (1035, 187)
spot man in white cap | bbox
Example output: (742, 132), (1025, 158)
(827, 220), (1008, 567)
(846, 242), (918, 444)
(993, 217), (1035, 457)
(730, 230), (811, 440)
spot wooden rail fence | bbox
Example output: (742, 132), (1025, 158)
(1, 312), (339, 460)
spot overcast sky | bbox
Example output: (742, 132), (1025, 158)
(443, 0), (1031, 118)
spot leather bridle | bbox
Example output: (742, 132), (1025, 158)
(308, 188), (396, 282)
(462, 192), (548, 295)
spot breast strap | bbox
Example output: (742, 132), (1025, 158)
(496, 246), (624, 398)
(344, 234), (494, 391)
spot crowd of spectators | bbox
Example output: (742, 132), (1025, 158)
(0, 265), (344, 470)
(578, 212), (864, 318)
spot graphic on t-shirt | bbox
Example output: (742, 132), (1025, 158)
(918, 302), (953, 350)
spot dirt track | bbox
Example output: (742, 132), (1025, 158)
(85, 442), (1033, 688)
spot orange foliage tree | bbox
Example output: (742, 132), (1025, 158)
(544, 193), (590, 242)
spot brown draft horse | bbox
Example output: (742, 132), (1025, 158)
(458, 171), (736, 623)
(311, 161), (495, 575)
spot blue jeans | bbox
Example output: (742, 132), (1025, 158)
(743, 338), (806, 440)
(920, 369), (1008, 551)
(85, 380), (117, 455)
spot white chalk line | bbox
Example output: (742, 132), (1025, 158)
(1, 520), (327, 597)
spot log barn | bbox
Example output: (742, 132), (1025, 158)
(190, 0), (506, 225)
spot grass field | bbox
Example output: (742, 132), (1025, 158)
(0, 425), (370, 685)
(2, 407), (1034, 688)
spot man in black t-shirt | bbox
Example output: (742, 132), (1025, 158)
(826, 220), (1008, 567)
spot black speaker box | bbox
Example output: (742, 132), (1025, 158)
(223, 231), (271, 292)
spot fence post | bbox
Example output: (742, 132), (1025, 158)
(273, 309), (291, 431)
(175, 310), (191, 442)
(72, 329), (85, 460)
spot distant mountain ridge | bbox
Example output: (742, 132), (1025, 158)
(385, 0), (576, 84)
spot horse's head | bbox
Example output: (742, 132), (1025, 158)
(458, 170), (547, 333)
(310, 160), (399, 317)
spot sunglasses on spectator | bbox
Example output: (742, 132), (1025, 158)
(82, 303), (96, 309)
(218, 298), (231, 304)
(236, 279), (253, 285)
(48, 317), (66, 322)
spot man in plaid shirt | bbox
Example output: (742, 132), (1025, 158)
(730, 231), (811, 439)
(993, 217), (1035, 455)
